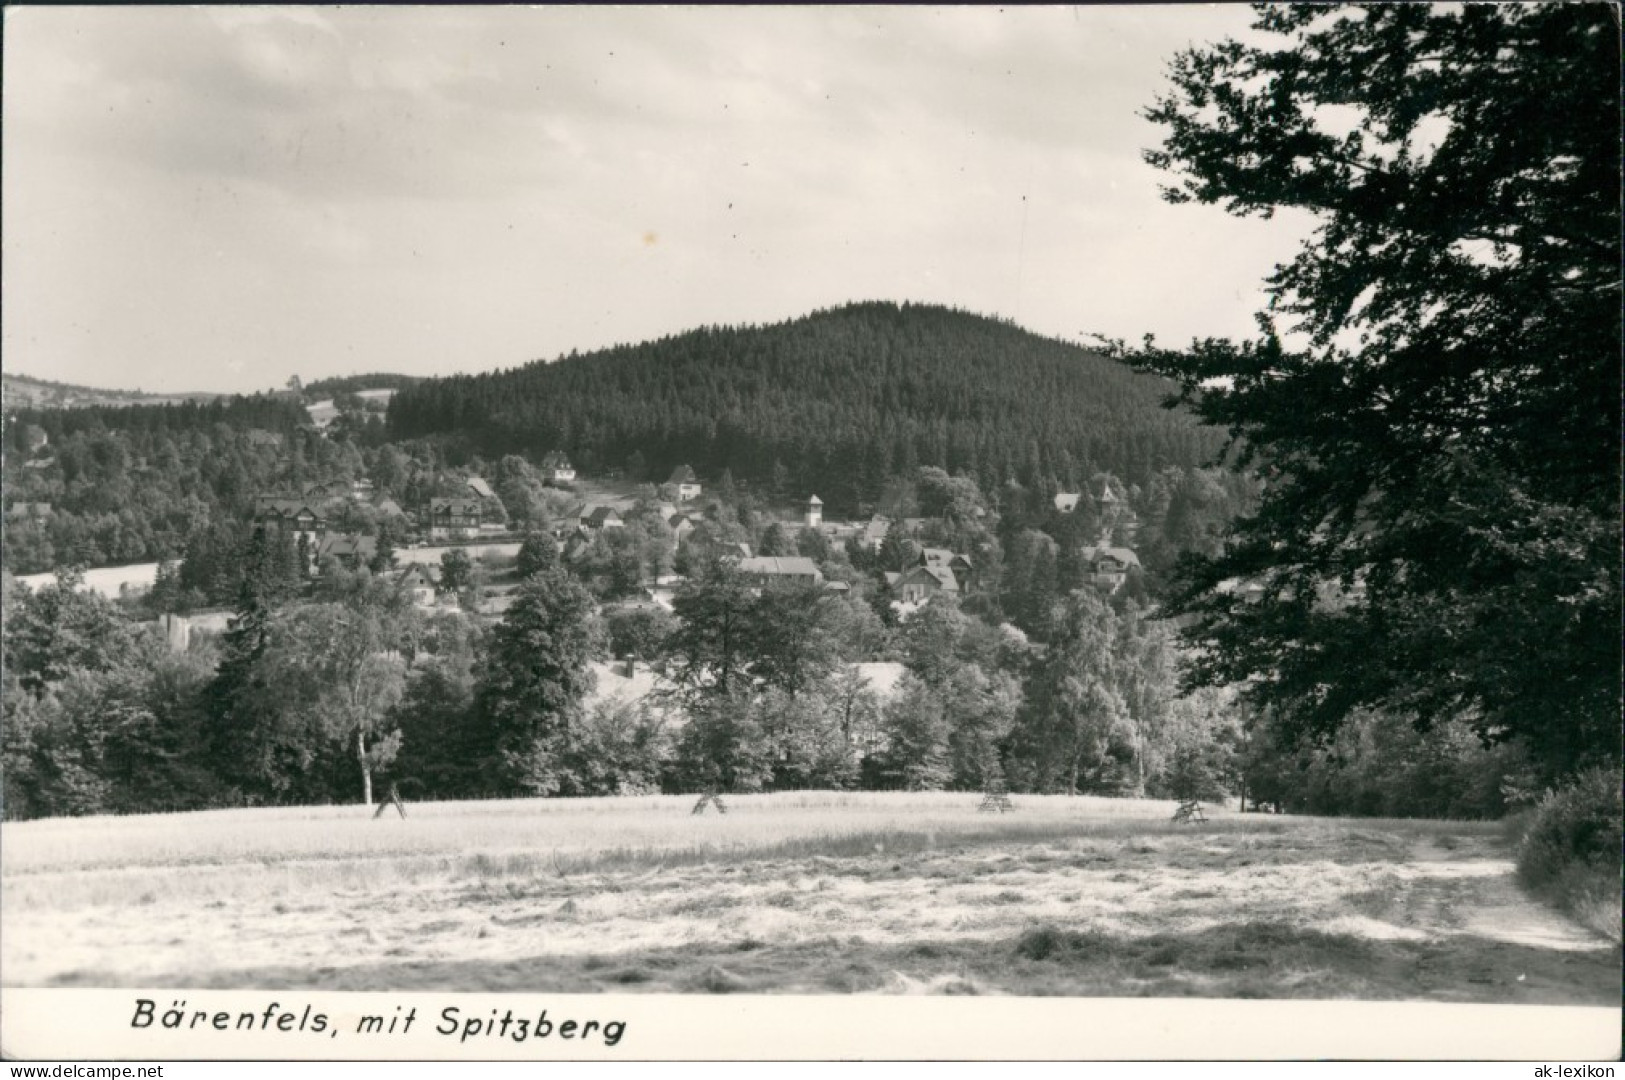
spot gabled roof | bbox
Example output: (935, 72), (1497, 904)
(429, 498), (481, 515)
(1085, 545), (1141, 569)
(895, 565), (959, 592)
(1054, 493), (1082, 513)
(921, 547), (972, 570)
(465, 476), (496, 499)
(257, 497), (325, 519)
(317, 533), (378, 560)
(668, 464), (698, 484)
(582, 505), (622, 526)
(541, 451), (572, 468)
(806, 494), (823, 506)
(397, 564), (439, 588)
(375, 498), (405, 516)
(738, 556), (823, 579)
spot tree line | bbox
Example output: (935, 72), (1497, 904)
(3, 495), (1527, 821)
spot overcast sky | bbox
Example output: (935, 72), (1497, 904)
(3, 5), (1311, 394)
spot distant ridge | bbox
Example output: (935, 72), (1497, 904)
(387, 300), (1224, 515)
(2, 371), (224, 410)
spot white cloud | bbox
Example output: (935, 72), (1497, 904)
(3, 4), (1303, 392)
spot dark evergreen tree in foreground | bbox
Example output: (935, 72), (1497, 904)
(473, 569), (601, 795)
(1129, 2), (1620, 772)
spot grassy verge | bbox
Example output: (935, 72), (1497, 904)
(1509, 766), (1623, 944)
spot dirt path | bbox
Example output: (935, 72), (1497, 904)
(1404, 836), (1607, 953)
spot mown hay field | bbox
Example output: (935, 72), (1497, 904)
(3, 793), (1618, 1002)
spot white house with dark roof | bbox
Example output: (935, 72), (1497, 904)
(427, 498), (482, 540)
(668, 464), (701, 501)
(396, 564), (440, 607)
(541, 452), (575, 483)
(1083, 545), (1141, 591)
(578, 504), (624, 532)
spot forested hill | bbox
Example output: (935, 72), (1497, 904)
(388, 302), (1222, 514)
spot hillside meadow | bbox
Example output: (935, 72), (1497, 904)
(2, 793), (1618, 1002)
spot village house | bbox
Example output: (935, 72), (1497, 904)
(715, 540), (754, 561)
(737, 555), (824, 587)
(889, 564), (959, 604)
(919, 547), (975, 592)
(668, 464), (702, 500)
(920, 547), (972, 573)
(315, 532), (378, 570)
(818, 520), (863, 547)
(577, 504), (624, 532)
(350, 478), (375, 500)
(303, 479), (351, 501)
(584, 656), (680, 719)
(396, 564), (440, 608)
(667, 511), (696, 544)
(804, 494), (823, 528)
(541, 451), (576, 484)
(426, 497), (481, 540)
(1082, 545), (1141, 592)
(1054, 492), (1082, 514)
(1090, 478), (1141, 542)
(255, 497), (328, 545)
(856, 515), (892, 551)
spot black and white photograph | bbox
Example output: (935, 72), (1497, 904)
(1, 3), (1619, 1063)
